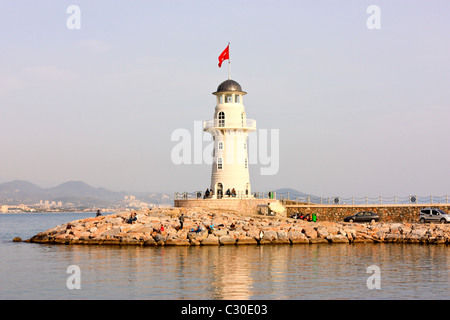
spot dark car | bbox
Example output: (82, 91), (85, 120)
(344, 211), (379, 223)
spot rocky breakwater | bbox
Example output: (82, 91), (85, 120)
(26, 207), (450, 246)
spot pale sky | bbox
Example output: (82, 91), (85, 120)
(1, 0), (449, 198)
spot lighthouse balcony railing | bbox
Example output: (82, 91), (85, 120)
(203, 119), (256, 131)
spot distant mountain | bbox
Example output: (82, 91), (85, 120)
(47, 181), (125, 201)
(0, 180), (320, 206)
(274, 188), (321, 203)
(0, 180), (43, 194)
(0, 180), (173, 206)
(274, 188), (311, 197)
(0, 180), (46, 204)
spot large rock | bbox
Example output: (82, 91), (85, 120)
(153, 233), (166, 245)
(246, 228), (263, 240)
(212, 229), (229, 237)
(187, 230), (208, 240)
(102, 239), (121, 245)
(236, 236), (258, 245)
(201, 235), (219, 246)
(165, 238), (190, 246)
(219, 235), (236, 245)
(274, 231), (290, 244)
(143, 235), (157, 246)
(411, 228), (427, 237)
(133, 226), (154, 234)
(384, 233), (402, 243)
(288, 231), (309, 244)
(309, 238), (328, 244)
(101, 227), (121, 237)
(326, 235), (349, 243)
(120, 238), (142, 245)
(260, 230), (278, 244)
(316, 227), (328, 238)
(302, 226), (318, 239)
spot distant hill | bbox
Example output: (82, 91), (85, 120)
(274, 188), (311, 197)
(274, 188), (321, 203)
(0, 180), (173, 206)
(0, 180), (46, 204)
(0, 180), (319, 206)
(47, 181), (125, 201)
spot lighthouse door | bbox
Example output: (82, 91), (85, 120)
(217, 183), (223, 199)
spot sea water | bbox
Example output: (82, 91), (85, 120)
(0, 213), (449, 299)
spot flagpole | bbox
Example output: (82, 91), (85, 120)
(228, 42), (231, 80)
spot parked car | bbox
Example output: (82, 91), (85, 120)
(419, 208), (450, 224)
(344, 211), (379, 223)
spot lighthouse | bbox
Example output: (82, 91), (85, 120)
(203, 79), (256, 199)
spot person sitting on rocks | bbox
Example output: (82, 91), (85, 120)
(226, 189), (231, 197)
(207, 223), (215, 233)
(204, 188), (210, 199)
(231, 188), (236, 197)
(126, 212), (137, 224)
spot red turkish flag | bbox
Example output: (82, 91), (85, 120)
(218, 45), (229, 67)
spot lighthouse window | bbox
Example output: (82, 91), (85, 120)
(218, 111), (225, 127)
(218, 142), (223, 150)
(217, 157), (223, 170)
(225, 94), (233, 103)
(245, 158), (248, 169)
(235, 95), (240, 103)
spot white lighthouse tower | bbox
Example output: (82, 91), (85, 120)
(203, 79), (256, 199)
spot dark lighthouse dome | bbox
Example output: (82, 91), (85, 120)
(213, 79), (247, 95)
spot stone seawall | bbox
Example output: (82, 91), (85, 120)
(286, 204), (450, 223)
(26, 207), (450, 246)
(174, 198), (278, 214)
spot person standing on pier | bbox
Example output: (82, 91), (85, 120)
(179, 213), (185, 229)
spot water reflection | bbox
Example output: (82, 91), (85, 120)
(2, 243), (449, 299)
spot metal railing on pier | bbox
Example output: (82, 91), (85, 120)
(175, 191), (449, 205)
(174, 190), (252, 200)
(275, 193), (449, 205)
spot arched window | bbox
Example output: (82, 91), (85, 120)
(218, 111), (225, 127)
(217, 157), (223, 170)
(218, 142), (223, 150)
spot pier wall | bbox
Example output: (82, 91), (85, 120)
(174, 198), (278, 214)
(286, 204), (450, 222)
